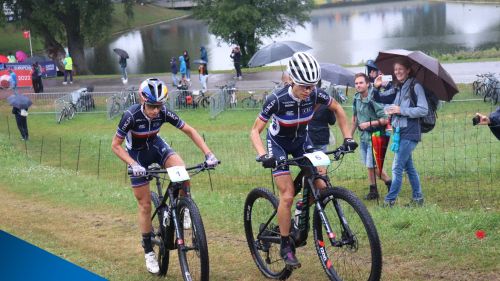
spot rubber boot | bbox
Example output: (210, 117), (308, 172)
(364, 184), (379, 200)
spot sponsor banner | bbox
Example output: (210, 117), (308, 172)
(5, 61), (57, 78)
(0, 69), (32, 87)
(0, 230), (107, 281)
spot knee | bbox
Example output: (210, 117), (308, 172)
(138, 200), (152, 214)
(280, 194), (294, 209)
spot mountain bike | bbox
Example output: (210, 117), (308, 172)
(244, 146), (382, 280)
(109, 87), (138, 118)
(241, 91), (268, 109)
(130, 161), (218, 281)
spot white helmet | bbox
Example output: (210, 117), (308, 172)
(139, 78), (168, 105)
(287, 52), (321, 85)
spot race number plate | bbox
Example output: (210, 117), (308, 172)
(304, 151), (331, 167)
(166, 166), (190, 182)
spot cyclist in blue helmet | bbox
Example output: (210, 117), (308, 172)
(111, 78), (219, 274)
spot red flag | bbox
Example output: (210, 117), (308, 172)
(23, 30), (30, 39)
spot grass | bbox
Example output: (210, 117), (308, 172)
(0, 3), (189, 55)
(0, 83), (499, 280)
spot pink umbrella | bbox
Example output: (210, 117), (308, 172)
(0, 55), (8, 63)
(15, 50), (28, 62)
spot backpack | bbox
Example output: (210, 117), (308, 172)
(409, 80), (439, 133)
(353, 93), (385, 133)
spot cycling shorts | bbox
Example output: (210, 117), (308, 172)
(266, 130), (313, 177)
(127, 137), (175, 187)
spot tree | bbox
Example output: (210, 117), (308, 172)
(0, 0), (133, 74)
(194, 0), (313, 66)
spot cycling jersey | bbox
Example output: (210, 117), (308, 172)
(116, 104), (185, 150)
(259, 85), (332, 139)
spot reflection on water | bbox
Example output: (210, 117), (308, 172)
(85, 1), (500, 74)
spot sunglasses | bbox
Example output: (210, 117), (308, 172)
(145, 103), (163, 110)
(296, 84), (316, 91)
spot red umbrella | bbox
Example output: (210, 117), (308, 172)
(374, 49), (458, 102)
(371, 131), (390, 177)
(0, 55), (8, 63)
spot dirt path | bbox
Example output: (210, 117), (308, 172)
(1, 186), (497, 281)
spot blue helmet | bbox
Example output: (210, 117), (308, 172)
(139, 78), (168, 105)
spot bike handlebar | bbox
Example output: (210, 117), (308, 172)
(127, 161), (221, 176)
(256, 146), (353, 168)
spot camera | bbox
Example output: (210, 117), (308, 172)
(472, 115), (480, 126)
(381, 75), (393, 82)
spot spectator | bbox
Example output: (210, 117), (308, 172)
(183, 50), (191, 81)
(170, 57), (178, 87)
(350, 73), (392, 200)
(474, 108), (500, 140)
(308, 80), (336, 152)
(366, 59), (395, 105)
(12, 105), (29, 141)
(119, 56), (128, 83)
(63, 53), (73, 85)
(200, 46), (208, 65)
(179, 55), (187, 86)
(230, 45), (242, 80)
(8, 68), (18, 95)
(31, 62), (43, 93)
(374, 58), (428, 207)
(198, 63), (208, 94)
(7, 52), (17, 63)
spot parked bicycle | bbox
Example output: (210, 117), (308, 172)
(472, 73), (499, 105)
(109, 87), (138, 118)
(244, 146), (382, 281)
(193, 90), (210, 108)
(71, 88), (96, 112)
(129, 161), (218, 281)
(241, 91), (268, 109)
(57, 100), (76, 124)
(219, 81), (237, 108)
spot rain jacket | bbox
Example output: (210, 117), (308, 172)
(200, 46), (208, 63)
(9, 71), (17, 88)
(179, 56), (186, 75)
(353, 87), (387, 143)
(489, 107), (500, 140)
(63, 56), (73, 71)
(308, 104), (336, 146)
(379, 77), (428, 142)
(170, 58), (178, 74)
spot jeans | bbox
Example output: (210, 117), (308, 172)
(121, 67), (127, 80)
(186, 68), (191, 80)
(234, 62), (242, 77)
(172, 73), (178, 86)
(200, 74), (208, 92)
(360, 141), (375, 168)
(385, 139), (423, 202)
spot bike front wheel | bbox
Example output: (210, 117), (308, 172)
(243, 187), (292, 280)
(151, 191), (171, 276)
(177, 197), (209, 281)
(313, 187), (382, 281)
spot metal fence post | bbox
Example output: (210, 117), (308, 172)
(76, 138), (82, 173)
(59, 137), (62, 168)
(39, 136), (44, 164)
(6, 116), (11, 140)
(97, 139), (101, 179)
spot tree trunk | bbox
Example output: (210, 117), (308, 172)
(39, 27), (66, 73)
(63, 8), (91, 75)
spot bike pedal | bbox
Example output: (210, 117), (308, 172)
(285, 263), (301, 270)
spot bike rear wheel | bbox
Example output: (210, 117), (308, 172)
(151, 192), (171, 276)
(243, 187), (292, 280)
(177, 197), (209, 281)
(313, 187), (382, 281)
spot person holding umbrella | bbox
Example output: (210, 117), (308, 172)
(374, 58), (428, 207)
(350, 73), (392, 200)
(8, 93), (32, 141)
(119, 56), (128, 83)
(474, 108), (500, 140)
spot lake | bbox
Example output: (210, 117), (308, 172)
(85, 0), (500, 74)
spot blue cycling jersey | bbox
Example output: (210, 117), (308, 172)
(259, 85), (332, 139)
(116, 104), (185, 150)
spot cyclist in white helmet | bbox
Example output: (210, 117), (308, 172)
(250, 52), (357, 268)
(111, 78), (219, 274)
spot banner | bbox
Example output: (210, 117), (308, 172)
(0, 61), (57, 87)
(23, 30), (30, 39)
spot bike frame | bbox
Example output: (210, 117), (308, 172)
(256, 149), (356, 248)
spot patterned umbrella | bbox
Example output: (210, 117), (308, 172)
(371, 131), (390, 177)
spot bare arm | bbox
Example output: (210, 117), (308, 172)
(250, 118), (268, 156)
(180, 123), (211, 155)
(350, 115), (357, 137)
(111, 136), (136, 166)
(328, 100), (352, 139)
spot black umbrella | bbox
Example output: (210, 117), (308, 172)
(320, 63), (355, 87)
(375, 49), (458, 101)
(113, 48), (129, 59)
(248, 41), (312, 67)
(7, 94), (32, 109)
